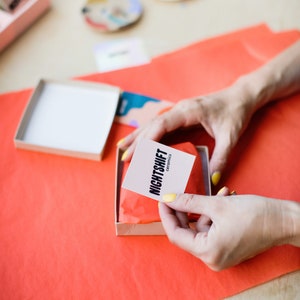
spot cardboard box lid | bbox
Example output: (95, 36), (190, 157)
(14, 79), (120, 160)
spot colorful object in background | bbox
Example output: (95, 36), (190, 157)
(81, 0), (143, 32)
(115, 91), (173, 128)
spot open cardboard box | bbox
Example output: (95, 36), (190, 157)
(115, 146), (211, 235)
(14, 79), (120, 160)
(14, 78), (175, 161)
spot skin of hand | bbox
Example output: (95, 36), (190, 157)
(117, 41), (300, 269)
(119, 83), (256, 178)
(118, 40), (300, 184)
(159, 189), (300, 271)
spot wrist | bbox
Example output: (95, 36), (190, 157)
(232, 41), (300, 114)
(234, 66), (281, 113)
(270, 199), (300, 247)
(282, 200), (300, 247)
(257, 198), (300, 248)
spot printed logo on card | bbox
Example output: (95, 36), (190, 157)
(122, 139), (195, 201)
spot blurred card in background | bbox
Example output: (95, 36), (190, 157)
(94, 37), (151, 72)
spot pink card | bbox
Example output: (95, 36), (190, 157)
(122, 139), (195, 201)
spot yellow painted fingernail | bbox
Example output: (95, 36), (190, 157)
(211, 171), (221, 186)
(117, 138), (125, 147)
(121, 150), (128, 161)
(163, 193), (177, 203)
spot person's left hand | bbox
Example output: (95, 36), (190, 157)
(117, 84), (257, 184)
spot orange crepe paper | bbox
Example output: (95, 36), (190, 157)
(119, 142), (206, 224)
(1, 25), (300, 299)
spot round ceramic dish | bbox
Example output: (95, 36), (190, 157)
(82, 0), (143, 32)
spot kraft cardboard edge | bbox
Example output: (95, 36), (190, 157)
(115, 145), (211, 236)
(14, 78), (120, 161)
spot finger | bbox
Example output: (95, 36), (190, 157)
(196, 214), (212, 232)
(195, 187), (229, 231)
(209, 131), (237, 184)
(117, 129), (141, 149)
(210, 138), (231, 174)
(118, 113), (176, 161)
(216, 186), (230, 196)
(159, 202), (206, 253)
(163, 193), (213, 216)
(120, 127), (165, 161)
(119, 100), (203, 161)
(175, 211), (190, 229)
(195, 187), (229, 232)
(159, 203), (189, 229)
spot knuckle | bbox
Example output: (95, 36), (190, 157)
(152, 116), (168, 132)
(168, 233), (177, 245)
(177, 98), (203, 111)
(203, 252), (226, 271)
(193, 238), (227, 271)
(167, 229), (180, 245)
(177, 194), (198, 210)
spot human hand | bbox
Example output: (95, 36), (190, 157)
(118, 40), (300, 184)
(118, 84), (256, 185)
(159, 189), (294, 271)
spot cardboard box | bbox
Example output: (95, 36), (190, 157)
(0, 0), (50, 52)
(115, 146), (211, 236)
(15, 79), (120, 161)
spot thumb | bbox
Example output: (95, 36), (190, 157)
(209, 134), (235, 185)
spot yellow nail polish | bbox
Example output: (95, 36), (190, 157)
(117, 138), (125, 147)
(163, 193), (177, 203)
(121, 150), (128, 161)
(211, 171), (221, 186)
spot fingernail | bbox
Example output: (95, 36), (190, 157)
(230, 190), (237, 195)
(117, 138), (125, 147)
(211, 171), (221, 186)
(121, 150), (128, 161)
(163, 193), (177, 203)
(217, 186), (227, 195)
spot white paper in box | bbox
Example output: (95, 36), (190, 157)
(14, 79), (120, 160)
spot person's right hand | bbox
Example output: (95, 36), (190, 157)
(159, 190), (298, 271)
(118, 82), (257, 184)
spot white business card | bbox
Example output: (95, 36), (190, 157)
(122, 139), (196, 201)
(94, 38), (151, 73)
